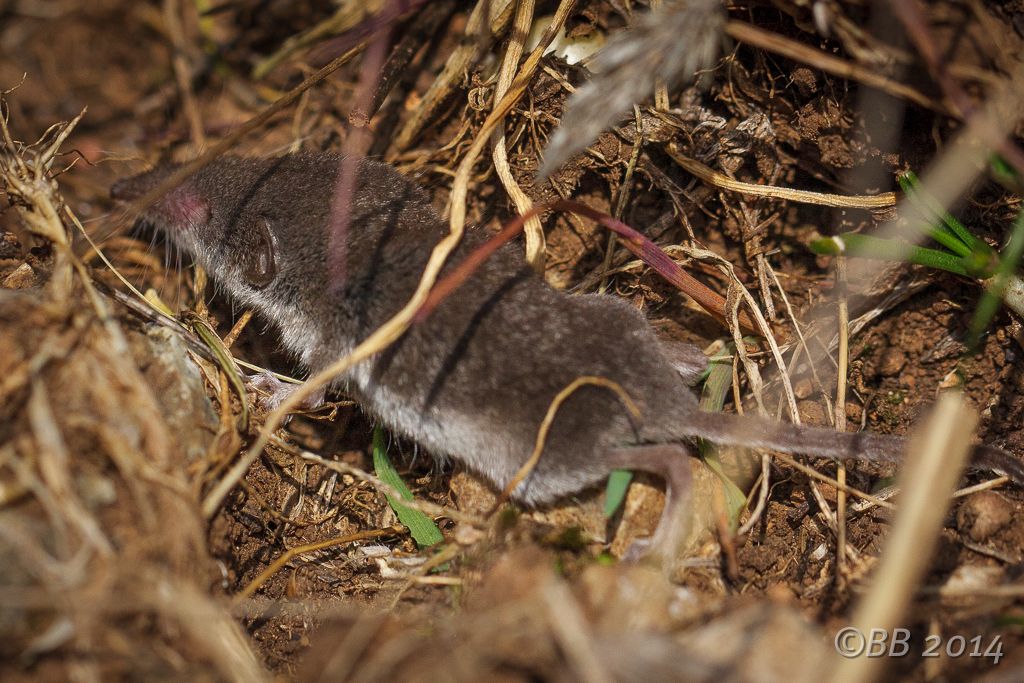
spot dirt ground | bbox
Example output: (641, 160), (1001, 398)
(4, 0), (1024, 681)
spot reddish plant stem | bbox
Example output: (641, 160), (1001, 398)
(414, 200), (759, 335)
(327, 30), (392, 290)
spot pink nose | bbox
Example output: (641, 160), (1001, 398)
(111, 170), (210, 229)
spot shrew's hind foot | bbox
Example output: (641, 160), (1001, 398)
(604, 444), (695, 562)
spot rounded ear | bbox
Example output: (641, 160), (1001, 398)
(241, 216), (278, 289)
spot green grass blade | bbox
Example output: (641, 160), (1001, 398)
(182, 311), (250, 433)
(989, 154), (1023, 194)
(810, 233), (973, 276)
(372, 426), (444, 548)
(898, 170), (983, 256)
(968, 211), (1024, 351)
(699, 352), (733, 413)
(604, 469), (633, 518)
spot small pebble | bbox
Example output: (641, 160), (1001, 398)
(793, 378), (814, 400)
(877, 348), (906, 377)
(2, 262), (35, 289)
(797, 399), (826, 425)
(957, 491), (1012, 543)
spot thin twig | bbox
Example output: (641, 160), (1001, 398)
(771, 453), (896, 511)
(835, 256), (850, 577)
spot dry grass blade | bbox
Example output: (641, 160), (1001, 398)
(153, 579), (270, 683)
(27, 379), (114, 555)
(666, 146), (898, 209)
(391, 0), (516, 153)
(682, 244), (797, 420)
(831, 393), (977, 683)
(386, 542), (465, 610)
(835, 256), (851, 577)
(181, 311), (249, 432)
(416, 200), (760, 333)
(542, 577), (615, 683)
(695, 244), (852, 553)
(491, 0), (546, 271)
(769, 453), (896, 512)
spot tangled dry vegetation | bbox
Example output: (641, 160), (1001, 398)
(4, 0), (1024, 680)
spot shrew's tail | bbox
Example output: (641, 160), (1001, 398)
(677, 409), (1024, 483)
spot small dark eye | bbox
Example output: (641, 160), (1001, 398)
(243, 217), (277, 288)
